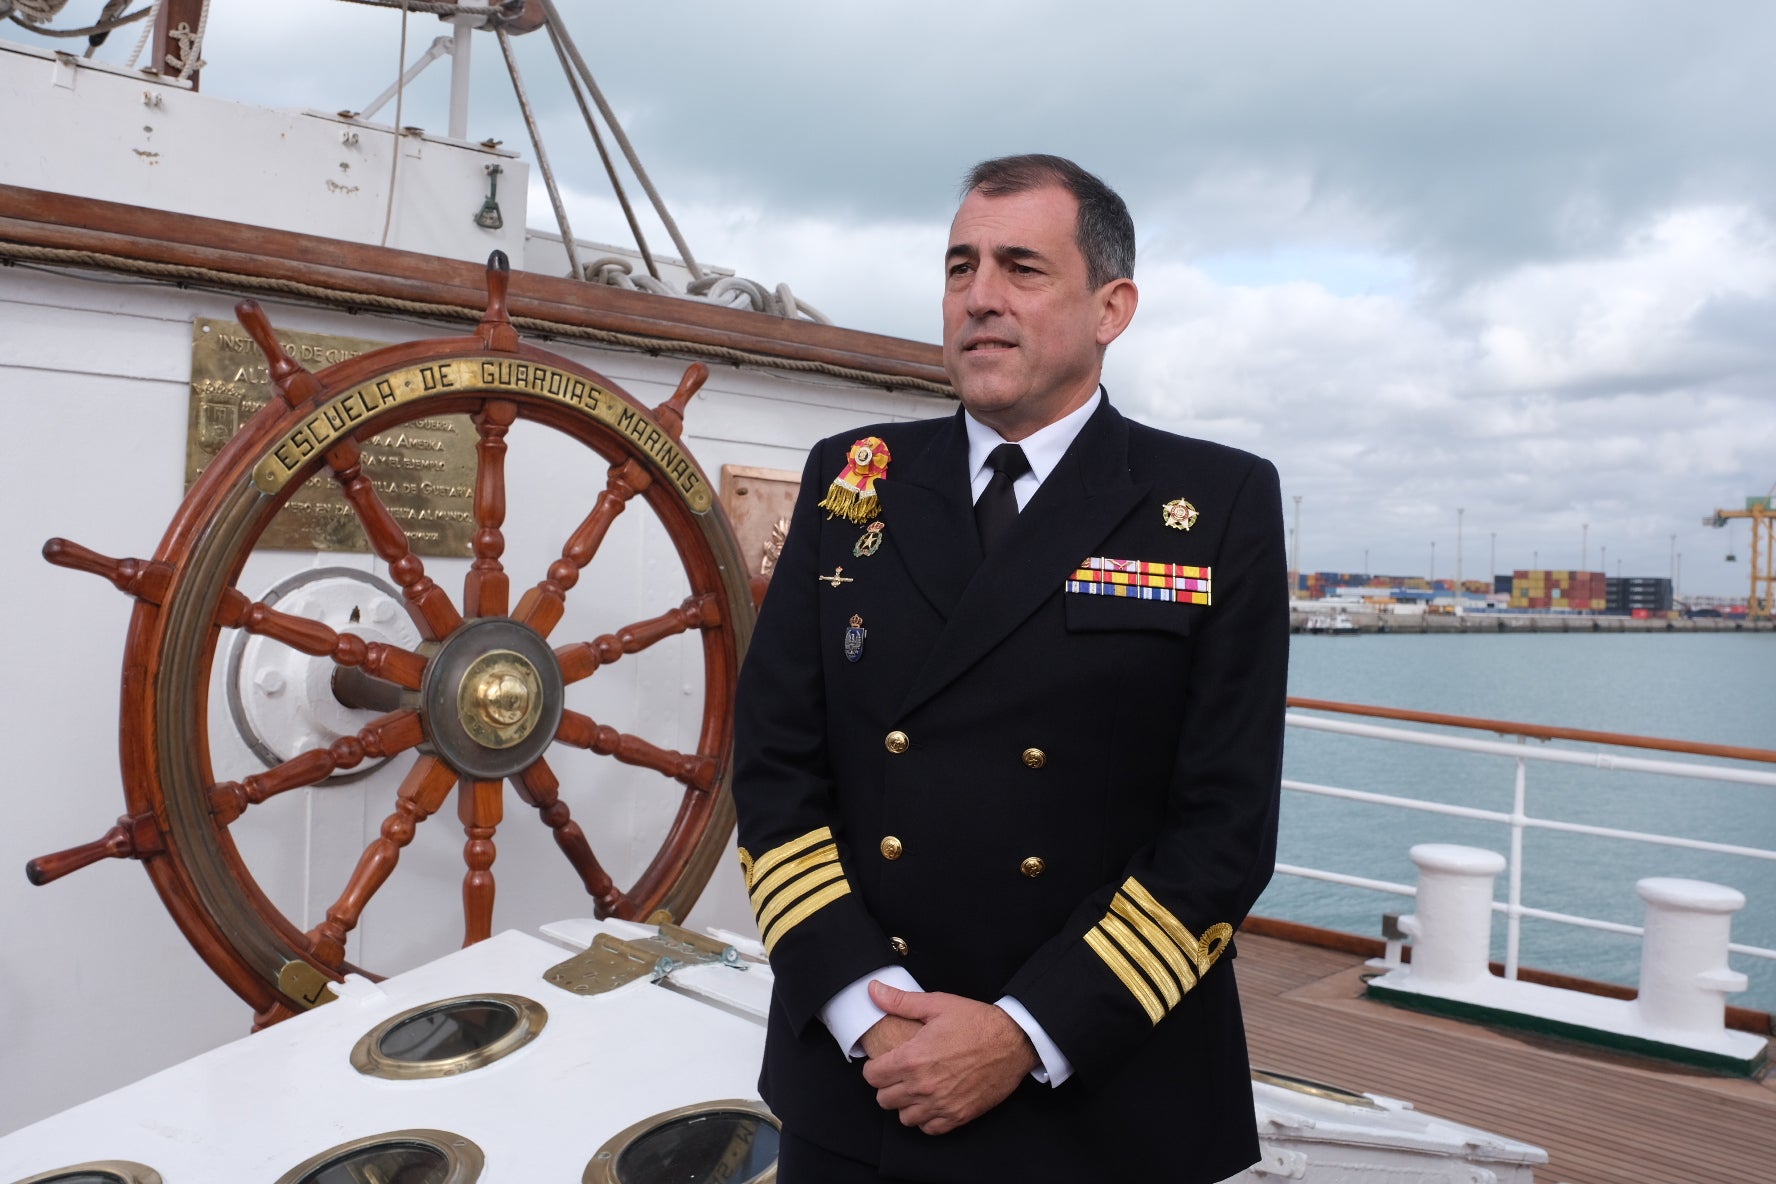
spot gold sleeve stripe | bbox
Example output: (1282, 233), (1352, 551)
(749, 843), (839, 916)
(1099, 913), (1183, 1010)
(748, 826), (835, 888)
(1121, 878), (1234, 977)
(736, 847), (753, 884)
(1111, 893), (1198, 994)
(761, 880), (852, 954)
(754, 860), (847, 935)
(1085, 928), (1165, 1024)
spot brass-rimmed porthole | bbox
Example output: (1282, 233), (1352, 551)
(10, 1163), (162, 1184)
(273, 1129), (483, 1184)
(350, 993), (547, 1080)
(584, 1099), (779, 1184)
(1252, 1067), (1381, 1109)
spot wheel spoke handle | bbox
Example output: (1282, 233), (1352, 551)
(42, 540), (429, 689)
(512, 458), (652, 637)
(26, 813), (163, 885)
(464, 399), (518, 619)
(306, 755), (458, 968)
(214, 591), (428, 689)
(556, 709), (719, 793)
(42, 538), (171, 603)
(514, 760), (628, 917)
(209, 711), (425, 825)
(459, 778), (504, 945)
(555, 593), (723, 684)
(322, 434), (463, 640)
(649, 363), (708, 443)
(237, 300), (325, 410)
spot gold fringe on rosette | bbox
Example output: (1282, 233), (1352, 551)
(818, 436), (891, 525)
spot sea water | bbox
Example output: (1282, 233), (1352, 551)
(1259, 631), (1776, 1012)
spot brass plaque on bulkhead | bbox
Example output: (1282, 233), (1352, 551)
(185, 318), (476, 557)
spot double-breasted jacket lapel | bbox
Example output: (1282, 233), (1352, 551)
(871, 411), (979, 620)
(893, 398), (1151, 719)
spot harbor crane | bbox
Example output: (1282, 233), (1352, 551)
(1705, 482), (1775, 619)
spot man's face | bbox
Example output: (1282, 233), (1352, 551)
(941, 184), (1134, 440)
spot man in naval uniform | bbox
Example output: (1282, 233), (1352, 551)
(732, 154), (1287, 1183)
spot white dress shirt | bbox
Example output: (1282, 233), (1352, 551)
(816, 388), (1104, 1087)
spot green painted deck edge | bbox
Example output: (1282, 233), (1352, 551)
(1365, 982), (1768, 1076)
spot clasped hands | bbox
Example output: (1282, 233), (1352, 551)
(857, 979), (1039, 1136)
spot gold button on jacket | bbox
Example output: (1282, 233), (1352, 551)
(1021, 747), (1047, 769)
(884, 730), (910, 754)
(1020, 856), (1047, 878)
(889, 936), (909, 956)
(880, 835), (903, 860)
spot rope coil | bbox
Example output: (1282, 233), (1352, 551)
(0, 241), (952, 395)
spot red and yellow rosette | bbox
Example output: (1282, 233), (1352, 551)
(818, 436), (891, 525)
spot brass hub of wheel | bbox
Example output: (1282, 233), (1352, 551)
(457, 651), (544, 749)
(420, 618), (564, 779)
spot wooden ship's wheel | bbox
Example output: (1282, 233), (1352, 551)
(28, 254), (754, 1026)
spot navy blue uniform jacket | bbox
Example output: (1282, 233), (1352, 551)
(732, 396), (1287, 1183)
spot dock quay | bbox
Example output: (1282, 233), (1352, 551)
(1290, 609), (1774, 634)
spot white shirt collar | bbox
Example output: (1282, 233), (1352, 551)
(964, 388), (1103, 504)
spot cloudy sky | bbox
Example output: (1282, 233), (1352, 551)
(22, 1), (1775, 595)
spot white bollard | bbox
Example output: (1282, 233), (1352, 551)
(1399, 844), (1506, 988)
(1633, 878), (1748, 1034)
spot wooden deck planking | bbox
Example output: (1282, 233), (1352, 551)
(1236, 933), (1776, 1183)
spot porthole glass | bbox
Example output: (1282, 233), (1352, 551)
(381, 1000), (519, 1061)
(585, 1100), (778, 1184)
(293, 1142), (447, 1184)
(274, 1130), (483, 1184)
(350, 994), (547, 1079)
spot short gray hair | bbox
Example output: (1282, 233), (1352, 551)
(962, 154), (1135, 289)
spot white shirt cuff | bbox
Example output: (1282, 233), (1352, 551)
(818, 966), (923, 1060)
(995, 996), (1074, 1086)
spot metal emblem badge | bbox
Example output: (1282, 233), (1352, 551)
(1162, 498), (1200, 531)
(844, 614), (867, 663)
(853, 521), (886, 557)
(818, 566), (854, 588)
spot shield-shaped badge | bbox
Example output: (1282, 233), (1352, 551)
(843, 614), (867, 663)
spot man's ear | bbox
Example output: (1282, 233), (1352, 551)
(1096, 278), (1139, 347)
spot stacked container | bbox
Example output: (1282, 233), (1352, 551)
(1509, 570), (1606, 610)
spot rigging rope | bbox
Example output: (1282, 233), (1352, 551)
(0, 243), (952, 395)
(379, 0), (408, 247)
(3, 1), (71, 25)
(334, 0), (521, 18)
(536, 0), (704, 281)
(543, 15), (659, 282)
(495, 24), (582, 281)
(6, 2), (153, 37)
(125, 0), (158, 66)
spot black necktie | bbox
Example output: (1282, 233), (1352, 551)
(975, 443), (1031, 554)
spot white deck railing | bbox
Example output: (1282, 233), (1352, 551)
(1276, 709), (1776, 980)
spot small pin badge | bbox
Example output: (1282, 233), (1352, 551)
(853, 521), (886, 558)
(818, 566), (854, 588)
(844, 614), (867, 662)
(1162, 498), (1199, 531)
